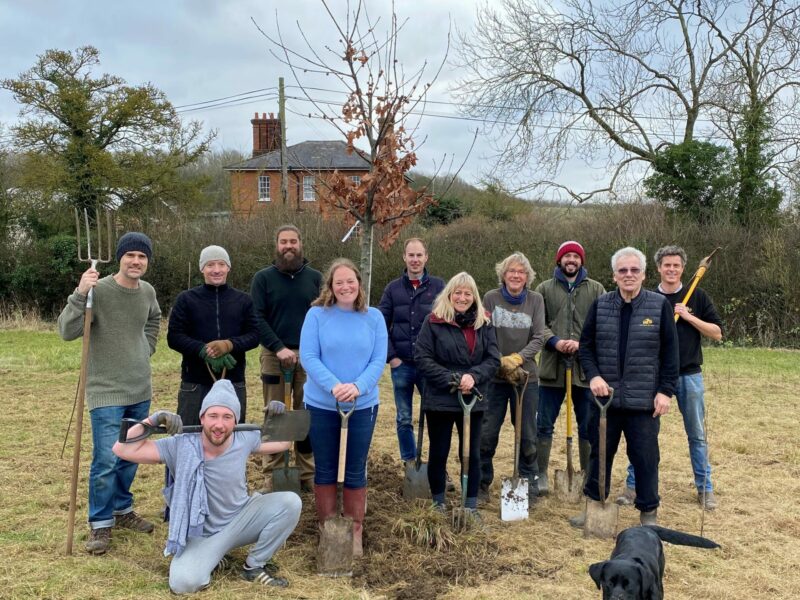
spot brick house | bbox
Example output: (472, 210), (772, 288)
(224, 112), (370, 215)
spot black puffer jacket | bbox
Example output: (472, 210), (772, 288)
(414, 313), (500, 412)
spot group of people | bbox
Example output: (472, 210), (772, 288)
(58, 225), (722, 594)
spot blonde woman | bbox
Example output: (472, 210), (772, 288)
(300, 258), (388, 556)
(414, 272), (500, 516)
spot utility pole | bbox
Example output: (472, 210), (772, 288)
(279, 77), (289, 205)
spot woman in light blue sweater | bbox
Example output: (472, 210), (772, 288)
(300, 258), (387, 557)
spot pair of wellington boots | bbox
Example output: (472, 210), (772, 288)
(314, 484), (366, 557)
(536, 437), (591, 495)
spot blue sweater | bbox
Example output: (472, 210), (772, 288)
(300, 306), (388, 411)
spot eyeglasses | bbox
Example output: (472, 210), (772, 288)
(506, 269), (527, 275)
(616, 267), (642, 275)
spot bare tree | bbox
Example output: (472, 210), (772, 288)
(256, 1), (452, 299)
(454, 0), (758, 202)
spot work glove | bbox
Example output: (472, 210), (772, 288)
(150, 411), (183, 435)
(206, 339), (233, 356)
(265, 401), (286, 416)
(500, 353), (524, 372)
(200, 348), (227, 373)
(222, 354), (237, 370)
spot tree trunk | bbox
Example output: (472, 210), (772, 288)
(359, 219), (374, 305)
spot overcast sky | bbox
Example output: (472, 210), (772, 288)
(0, 0), (595, 198)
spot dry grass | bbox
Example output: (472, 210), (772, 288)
(0, 328), (798, 599)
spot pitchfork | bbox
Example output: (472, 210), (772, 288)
(64, 207), (113, 555)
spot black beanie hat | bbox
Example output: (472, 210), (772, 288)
(116, 232), (153, 262)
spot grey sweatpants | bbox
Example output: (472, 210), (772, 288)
(169, 492), (302, 594)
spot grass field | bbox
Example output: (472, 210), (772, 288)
(0, 325), (798, 599)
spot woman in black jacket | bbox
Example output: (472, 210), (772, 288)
(414, 272), (500, 516)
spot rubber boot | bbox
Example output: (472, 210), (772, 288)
(343, 487), (367, 557)
(536, 438), (552, 496)
(579, 438), (591, 488)
(314, 484), (338, 530)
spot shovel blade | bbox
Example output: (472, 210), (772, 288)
(272, 466), (302, 494)
(402, 462), (431, 500)
(317, 516), (354, 577)
(500, 476), (529, 521)
(554, 469), (584, 504)
(583, 498), (618, 539)
(262, 410), (310, 442)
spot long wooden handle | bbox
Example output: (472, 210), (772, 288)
(66, 304), (92, 555)
(337, 424), (349, 484)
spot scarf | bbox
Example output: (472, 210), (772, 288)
(500, 284), (528, 305)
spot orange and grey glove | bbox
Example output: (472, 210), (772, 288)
(206, 339), (233, 356)
(500, 353), (524, 372)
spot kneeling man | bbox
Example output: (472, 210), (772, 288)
(113, 379), (300, 594)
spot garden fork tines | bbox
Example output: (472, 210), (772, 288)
(75, 207), (114, 279)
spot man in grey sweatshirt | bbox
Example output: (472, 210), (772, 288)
(58, 231), (161, 555)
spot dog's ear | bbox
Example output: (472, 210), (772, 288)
(588, 561), (606, 589)
(638, 563), (662, 600)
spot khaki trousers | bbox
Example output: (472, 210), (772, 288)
(260, 348), (314, 486)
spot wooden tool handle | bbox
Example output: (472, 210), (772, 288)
(337, 425), (348, 484)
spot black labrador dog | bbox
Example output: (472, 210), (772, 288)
(589, 525), (720, 599)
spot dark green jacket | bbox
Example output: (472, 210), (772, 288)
(535, 268), (605, 387)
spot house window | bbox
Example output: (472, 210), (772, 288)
(258, 175), (270, 202)
(350, 175), (361, 186)
(303, 176), (316, 201)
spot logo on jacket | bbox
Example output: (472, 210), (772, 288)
(641, 318), (653, 326)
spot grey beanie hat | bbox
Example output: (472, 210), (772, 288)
(116, 232), (153, 262)
(199, 379), (241, 422)
(199, 245), (231, 271)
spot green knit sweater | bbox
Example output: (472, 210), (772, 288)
(58, 275), (161, 410)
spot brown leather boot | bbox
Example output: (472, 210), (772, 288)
(314, 484), (338, 529)
(343, 487), (367, 557)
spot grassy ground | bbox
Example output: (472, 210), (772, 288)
(0, 325), (798, 599)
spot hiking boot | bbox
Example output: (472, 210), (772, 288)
(527, 484), (539, 508)
(477, 485), (490, 506)
(301, 479), (315, 493)
(446, 471), (456, 493)
(616, 487), (636, 506)
(85, 527), (111, 555)
(240, 565), (289, 588)
(640, 509), (658, 526)
(698, 490), (718, 511)
(569, 510), (586, 529)
(536, 438), (552, 496)
(115, 510), (155, 533)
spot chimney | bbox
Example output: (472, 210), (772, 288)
(251, 111), (281, 157)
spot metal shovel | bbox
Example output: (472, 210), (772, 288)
(317, 399), (356, 577)
(554, 361), (583, 503)
(584, 387), (618, 539)
(273, 366), (302, 494)
(403, 400), (431, 500)
(118, 416), (310, 443)
(500, 369), (530, 521)
(452, 389), (480, 532)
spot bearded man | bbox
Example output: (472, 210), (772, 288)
(250, 225), (322, 492)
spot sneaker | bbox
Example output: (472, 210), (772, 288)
(467, 508), (482, 524)
(240, 565), (289, 588)
(698, 490), (718, 511)
(640, 509), (658, 526)
(446, 472), (456, 493)
(85, 527), (111, 555)
(115, 510), (155, 533)
(432, 502), (447, 514)
(616, 487), (636, 506)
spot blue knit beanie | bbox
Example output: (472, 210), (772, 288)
(199, 379), (241, 422)
(116, 232), (153, 262)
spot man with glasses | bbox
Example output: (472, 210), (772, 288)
(571, 247), (678, 527)
(617, 245), (723, 510)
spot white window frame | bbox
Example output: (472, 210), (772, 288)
(303, 176), (316, 201)
(350, 175), (361, 186)
(258, 175), (270, 202)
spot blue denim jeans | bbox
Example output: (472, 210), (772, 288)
(390, 362), (424, 461)
(89, 400), (151, 528)
(480, 380), (539, 487)
(625, 373), (713, 493)
(308, 404), (378, 488)
(537, 384), (592, 441)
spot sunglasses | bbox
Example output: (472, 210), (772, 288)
(616, 267), (642, 275)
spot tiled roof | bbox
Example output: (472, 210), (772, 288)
(224, 140), (370, 171)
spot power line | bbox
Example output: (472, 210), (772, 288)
(173, 87), (277, 109)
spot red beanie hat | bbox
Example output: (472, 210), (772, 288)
(556, 241), (586, 264)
